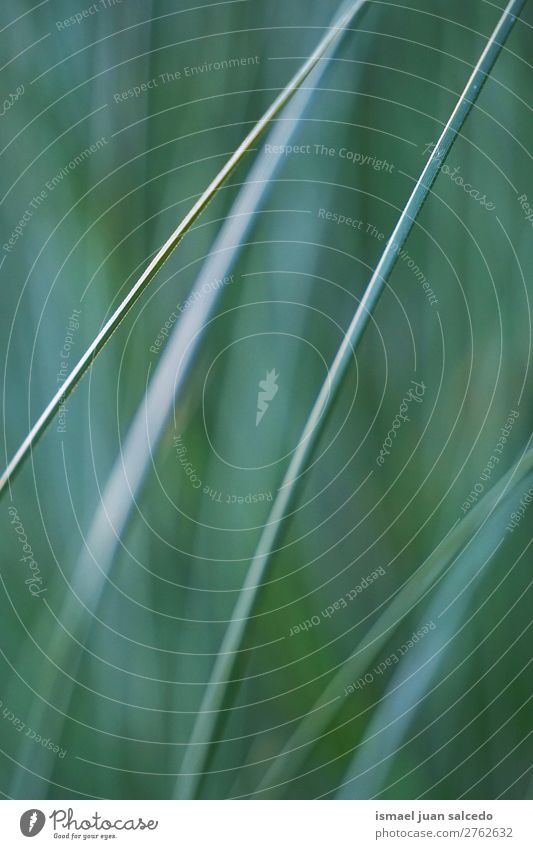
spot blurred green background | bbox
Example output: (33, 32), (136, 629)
(0, 0), (532, 799)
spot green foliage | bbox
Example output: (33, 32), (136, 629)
(0, 0), (531, 800)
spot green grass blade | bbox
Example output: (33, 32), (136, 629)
(0, 0), (367, 498)
(176, 0), (527, 799)
(5, 0), (371, 795)
(255, 442), (533, 796)
(334, 509), (512, 799)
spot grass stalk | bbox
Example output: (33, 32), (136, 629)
(6, 0), (371, 795)
(256, 441), (533, 796)
(0, 0), (368, 497)
(175, 0), (527, 799)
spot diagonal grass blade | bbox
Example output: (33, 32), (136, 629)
(176, 0), (527, 799)
(0, 0), (369, 497)
(5, 0), (371, 795)
(256, 441), (533, 796)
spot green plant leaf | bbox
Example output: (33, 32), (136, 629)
(255, 441), (533, 796)
(0, 0), (368, 497)
(175, 0), (527, 799)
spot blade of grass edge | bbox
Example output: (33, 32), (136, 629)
(6, 0), (371, 797)
(333, 538), (527, 801)
(332, 566), (479, 799)
(175, 0), (527, 799)
(0, 0), (368, 497)
(256, 442), (533, 797)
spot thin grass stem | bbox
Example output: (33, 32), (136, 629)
(5, 0), (371, 794)
(0, 0), (368, 497)
(256, 441), (533, 796)
(175, 0), (527, 799)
